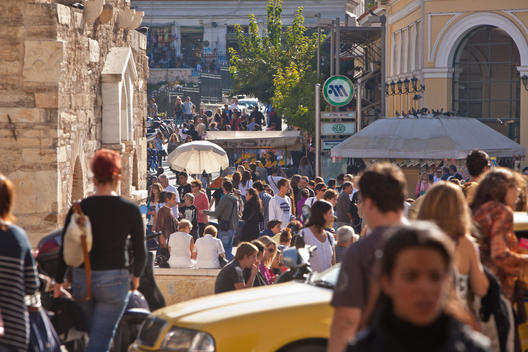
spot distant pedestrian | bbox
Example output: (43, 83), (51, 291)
(174, 96), (183, 126)
(336, 181), (354, 228)
(268, 178), (293, 230)
(149, 97), (158, 118)
(240, 188), (264, 242)
(203, 180), (240, 260)
(298, 156), (314, 178)
(334, 226), (357, 263)
(183, 96), (193, 122)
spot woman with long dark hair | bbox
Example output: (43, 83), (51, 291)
(302, 200), (336, 272)
(54, 149), (146, 352)
(239, 188), (263, 242)
(147, 183), (163, 232)
(0, 175), (39, 352)
(231, 171), (241, 191)
(347, 223), (490, 351)
(239, 170), (253, 202)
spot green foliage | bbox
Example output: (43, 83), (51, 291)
(229, 0), (324, 133)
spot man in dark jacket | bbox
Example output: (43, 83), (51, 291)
(204, 180), (239, 260)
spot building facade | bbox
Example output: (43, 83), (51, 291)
(132, 0), (360, 84)
(0, 0), (149, 244)
(366, 0), (528, 152)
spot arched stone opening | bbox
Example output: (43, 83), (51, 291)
(452, 25), (520, 140)
(101, 47), (137, 144)
(71, 157), (84, 202)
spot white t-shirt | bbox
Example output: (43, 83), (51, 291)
(304, 197), (318, 208)
(267, 175), (284, 195)
(194, 235), (225, 269)
(302, 227), (335, 273)
(239, 180), (253, 198)
(168, 231), (193, 268)
(268, 195), (292, 229)
(164, 184), (180, 216)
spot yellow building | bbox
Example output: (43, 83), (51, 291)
(363, 0), (528, 152)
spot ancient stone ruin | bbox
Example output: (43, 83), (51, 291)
(0, 0), (149, 244)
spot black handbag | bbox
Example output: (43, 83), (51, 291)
(218, 255), (228, 268)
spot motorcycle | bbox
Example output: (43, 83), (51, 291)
(275, 236), (317, 284)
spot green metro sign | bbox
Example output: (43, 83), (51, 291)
(323, 75), (354, 106)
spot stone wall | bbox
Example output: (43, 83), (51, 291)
(0, 0), (149, 245)
(154, 268), (219, 306)
(148, 68), (198, 85)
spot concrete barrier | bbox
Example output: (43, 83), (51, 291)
(154, 268), (220, 306)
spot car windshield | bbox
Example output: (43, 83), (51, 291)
(308, 264), (341, 289)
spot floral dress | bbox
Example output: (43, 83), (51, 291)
(472, 201), (526, 301)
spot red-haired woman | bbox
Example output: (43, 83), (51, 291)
(54, 149), (147, 352)
(0, 175), (39, 351)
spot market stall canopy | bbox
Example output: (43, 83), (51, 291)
(205, 131), (303, 150)
(331, 117), (526, 159)
(168, 141), (229, 174)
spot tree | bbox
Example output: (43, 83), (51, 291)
(229, 0), (323, 132)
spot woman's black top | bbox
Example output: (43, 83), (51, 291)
(240, 200), (263, 242)
(347, 308), (491, 352)
(56, 196), (147, 283)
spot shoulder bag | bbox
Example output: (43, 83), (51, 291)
(219, 198), (236, 231)
(63, 201), (92, 300)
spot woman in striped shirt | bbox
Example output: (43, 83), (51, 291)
(0, 175), (39, 352)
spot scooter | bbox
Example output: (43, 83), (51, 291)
(274, 236), (317, 284)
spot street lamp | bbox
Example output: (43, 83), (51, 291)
(403, 78), (410, 93)
(522, 75), (528, 91)
(397, 80), (403, 95)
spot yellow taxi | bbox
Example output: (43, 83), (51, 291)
(129, 265), (338, 352)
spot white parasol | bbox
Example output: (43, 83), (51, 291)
(168, 141), (229, 174)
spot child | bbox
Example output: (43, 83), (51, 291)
(179, 193), (198, 240)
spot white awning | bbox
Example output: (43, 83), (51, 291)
(205, 131), (303, 150)
(331, 117), (526, 159)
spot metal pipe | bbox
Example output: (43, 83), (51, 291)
(356, 80), (362, 132)
(380, 15), (387, 118)
(330, 20), (335, 77)
(317, 26), (321, 77)
(315, 84), (321, 177)
(336, 17), (340, 76)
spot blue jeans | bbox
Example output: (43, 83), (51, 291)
(175, 111), (183, 126)
(218, 229), (235, 261)
(184, 114), (193, 123)
(72, 268), (130, 352)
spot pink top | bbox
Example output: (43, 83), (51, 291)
(194, 191), (210, 224)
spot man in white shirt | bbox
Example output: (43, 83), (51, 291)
(229, 98), (240, 113)
(266, 167), (285, 195)
(159, 174), (180, 216)
(268, 178), (292, 230)
(183, 96), (193, 122)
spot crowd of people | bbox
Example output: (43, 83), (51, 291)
(2, 139), (528, 352)
(146, 146), (528, 351)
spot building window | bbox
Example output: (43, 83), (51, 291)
(452, 26), (520, 140)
